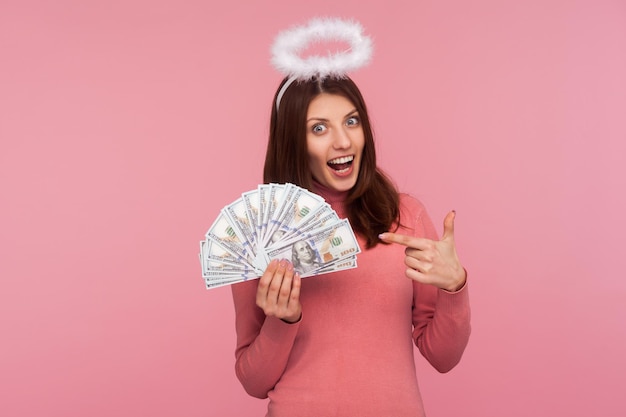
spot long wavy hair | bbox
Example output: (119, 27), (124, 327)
(263, 76), (400, 248)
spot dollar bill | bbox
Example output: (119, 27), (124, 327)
(276, 203), (339, 245)
(200, 238), (256, 272)
(257, 218), (361, 277)
(315, 255), (358, 274)
(263, 186), (327, 248)
(256, 184), (269, 243)
(241, 189), (260, 250)
(259, 183), (287, 243)
(223, 196), (257, 253)
(263, 183), (298, 247)
(199, 183), (362, 288)
(205, 211), (255, 267)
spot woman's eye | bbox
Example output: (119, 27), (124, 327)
(346, 116), (360, 126)
(312, 124), (327, 134)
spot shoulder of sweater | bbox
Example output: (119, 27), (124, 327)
(398, 192), (427, 215)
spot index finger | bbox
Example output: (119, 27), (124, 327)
(378, 232), (430, 249)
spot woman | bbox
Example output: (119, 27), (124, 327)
(230, 76), (471, 417)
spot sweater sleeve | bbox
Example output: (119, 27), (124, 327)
(407, 197), (472, 373)
(230, 279), (301, 398)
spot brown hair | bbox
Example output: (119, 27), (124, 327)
(263, 77), (400, 248)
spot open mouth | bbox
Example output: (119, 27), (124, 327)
(327, 155), (354, 173)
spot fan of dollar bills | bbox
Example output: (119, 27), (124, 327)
(199, 183), (362, 289)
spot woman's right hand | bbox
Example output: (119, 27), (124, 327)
(256, 259), (302, 323)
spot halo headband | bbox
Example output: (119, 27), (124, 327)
(271, 17), (374, 110)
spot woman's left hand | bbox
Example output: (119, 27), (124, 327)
(379, 211), (466, 292)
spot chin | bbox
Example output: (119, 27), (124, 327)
(327, 177), (358, 192)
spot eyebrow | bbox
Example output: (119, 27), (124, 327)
(307, 108), (358, 123)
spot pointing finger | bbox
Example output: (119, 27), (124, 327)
(378, 232), (430, 249)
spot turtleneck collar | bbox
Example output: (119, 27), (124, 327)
(311, 179), (349, 205)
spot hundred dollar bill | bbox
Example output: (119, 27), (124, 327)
(256, 218), (361, 277)
(223, 197), (256, 253)
(205, 211), (255, 267)
(314, 255), (358, 275)
(256, 184), (269, 243)
(263, 186), (327, 248)
(277, 203), (339, 245)
(200, 239), (254, 272)
(203, 274), (246, 289)
(205, 267), (256, 279)
(203, 264), (257, 283)
(200, 240), (256, 274)
(199, 183), (363, 289)
(264, 183), (298, 247)
(241, 189), (260, 250)
(199, 241), (252, 288)
(260, 183), (287, 243)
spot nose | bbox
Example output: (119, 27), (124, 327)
(332, 127), (351, 149)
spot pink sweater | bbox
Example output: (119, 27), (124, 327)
(231, 186), (471, 417)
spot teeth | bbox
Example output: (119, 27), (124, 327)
(328, 156), (354, 165)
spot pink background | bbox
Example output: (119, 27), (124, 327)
(2, 1), (625, 416)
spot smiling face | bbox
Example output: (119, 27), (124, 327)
(306, 93), (365, 192)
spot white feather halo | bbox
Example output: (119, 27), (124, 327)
(270, 17), (373, 80)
